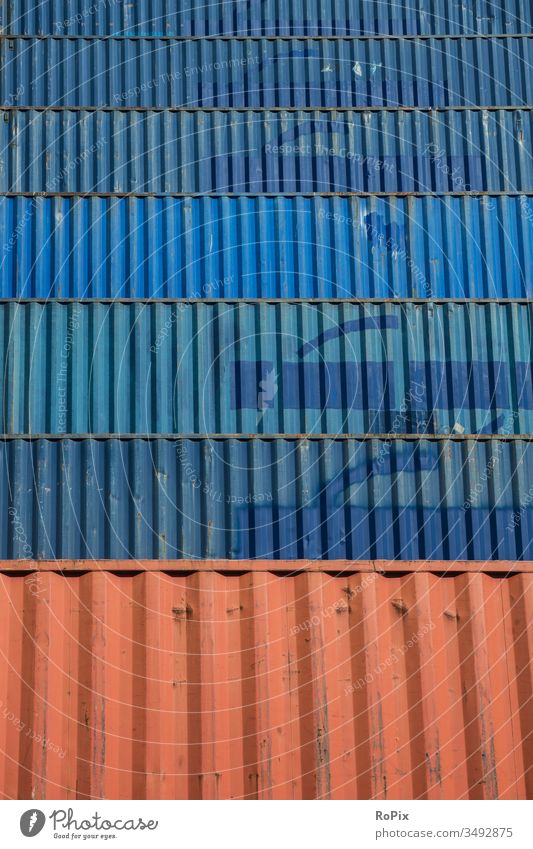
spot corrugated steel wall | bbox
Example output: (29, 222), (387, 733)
(3, 37), (533, 108)
(1, 0), (532, 36)
(1, 435), (533, 560)
(1, 300), (532, 435)
(1, 0), (533, 803)
(2, 194), (532, 299)
(0, 568), (532, 799)
(2, 108), (531, 193)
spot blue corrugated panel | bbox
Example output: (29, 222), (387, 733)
(1, 108), (531, 193)
(1, 0), (531, 35)
(2, 37), (532, 108)
(1, 195), (531, 298)
(0, 435), (532, 560)
(1, 300), (532, 436)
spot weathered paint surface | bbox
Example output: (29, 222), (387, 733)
(3, 37), (532, 108)
(1, 300), (532, 435)
(1, 436), (533, 560)
(1, 109), (531, 193)
(1, 0), (531, 35)
(1, 195), (531, 299)
(0, 568), (531, 799)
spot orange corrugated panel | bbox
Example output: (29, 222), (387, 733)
(0, 566), (531, 801)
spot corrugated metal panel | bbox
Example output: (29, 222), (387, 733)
(0, 568), (531, 799)
(1, 195), (532, 299)
(1, 436), (533, 560)
(1, 301), (532, 436)
(1, 0), (531, 36)
(1, 108), (531, 193)
(3, 37), (533, 108)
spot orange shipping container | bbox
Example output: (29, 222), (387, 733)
(0, 561), (531, 801)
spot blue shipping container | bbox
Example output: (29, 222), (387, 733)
(1, 435), (532, 560)
(1, 300), (532, 435)
(0, 195), (531, 298)
(1, 108), (531, 193)
(1, 0), (531, 36)
(2, 37), (532, 108)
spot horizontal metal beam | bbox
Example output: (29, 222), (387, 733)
(0, 558), (531, 573)
(1, 191), (532, 198)
(2, 33), (533, 42)
(1, 433), (533, 441)
(2, 104), (533, 112)
(1, 297), (532, 305)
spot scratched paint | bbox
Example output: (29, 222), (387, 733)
(1, 300), (532, 435)
(1, 194), (531, 299)
(1, 109), (530, 193)
(1, 0), (531, 35)
(2, 37), (532, 108)
(0, 568), (530, 799)
(0, 436), (533, 559)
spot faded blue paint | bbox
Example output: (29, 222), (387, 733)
(0, 301), (531, 435)
(1, 0), (531, 35)
(1, 195), (531, 298)
(1, 109), (530, 193)
(1, 436), (532, 560)
(2, 37), (532, 108)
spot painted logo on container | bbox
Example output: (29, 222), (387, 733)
(230, 315), (532, 431)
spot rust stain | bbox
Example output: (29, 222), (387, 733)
(2, 559), (533, 574)
(172, 604), (193, 620)
(371, 698), (387, 799)
(425, 748), (443, 786)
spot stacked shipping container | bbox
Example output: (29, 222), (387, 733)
(0, 1), (532, 799)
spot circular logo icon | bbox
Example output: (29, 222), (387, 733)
(20, 810), (46, 837)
